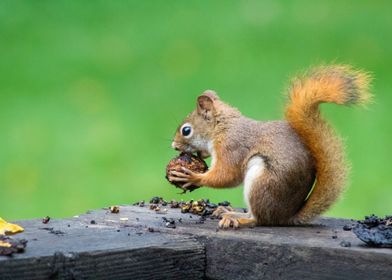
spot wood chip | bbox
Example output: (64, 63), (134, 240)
(0, 217), (24, 235)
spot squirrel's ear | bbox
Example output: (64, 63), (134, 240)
(201, 90), (220, 100)
(197, 90), (218, 120)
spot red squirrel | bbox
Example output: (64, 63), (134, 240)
(168, 65), (371, 228)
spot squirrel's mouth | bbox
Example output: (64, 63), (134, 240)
(172, 141), (193, 153)
(172, 142), (210, 159)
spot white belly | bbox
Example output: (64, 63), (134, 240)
(243, 156), (265, 216)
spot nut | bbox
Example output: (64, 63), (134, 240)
(165, 153), (208, 192)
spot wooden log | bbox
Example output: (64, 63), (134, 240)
(1, 205), (391, 280)
(0, 215), (204, 280)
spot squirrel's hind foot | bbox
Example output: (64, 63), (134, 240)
(218, 212), (256, 229)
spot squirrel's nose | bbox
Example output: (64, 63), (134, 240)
(171, 142), (180, 151)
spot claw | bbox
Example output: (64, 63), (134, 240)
(219, 215), (240, 229)
(168, 176), (189, 182)
(181, 167), (194, 175)
(182, 182), (193, 189)
(168, 167), (202, 190)
(170, 170), (191, 178)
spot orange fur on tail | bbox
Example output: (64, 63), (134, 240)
(285, 65), (372, 224)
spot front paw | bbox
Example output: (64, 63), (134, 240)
(168, 168), (203, 191)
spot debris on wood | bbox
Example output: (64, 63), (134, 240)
(218, 201), (231, 207)
(40, 227), (65, 235)
(195, 216), (206, 224)
(178, 199), (217, 216)
(340, 240), (351, 247)
(144, 197), (231, 227)
(109, 206), (120, 214)
(169, 200), (180, 208)
(133, 200), (145, 207)
(149, 198), (221, 217)
(343, 224), (353, 231)
(147, 227), (159, 233)
(150, 197), (161, 204)
(353, 214), (392, 247)
(150, 197), (168, 205)
(146, 201), (169, 214)
(162, 217), (176, 229)
(0, 217), (24, 235)
(0, 235), (28, 256)
(149, 204), (159, 211)
(42, 216), (51, 224)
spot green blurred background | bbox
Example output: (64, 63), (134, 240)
(0, 1), (391, 220)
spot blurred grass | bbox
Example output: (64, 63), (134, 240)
(0, 0), (391, 220)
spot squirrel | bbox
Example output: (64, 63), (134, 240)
(168, 65), (372, 228)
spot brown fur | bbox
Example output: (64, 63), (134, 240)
(171, 65), (372, 226)
(285, 65), (371, 224)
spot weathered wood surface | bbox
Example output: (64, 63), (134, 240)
(1, 205), (391, 280)
(0, 210), (204, 280)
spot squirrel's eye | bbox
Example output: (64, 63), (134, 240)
(182, 126), (192, 136)
(180, 124), (193, 138)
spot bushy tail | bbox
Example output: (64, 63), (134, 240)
(285, 65), (372, 224)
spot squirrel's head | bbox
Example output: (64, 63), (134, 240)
(171, 90), (221, 159)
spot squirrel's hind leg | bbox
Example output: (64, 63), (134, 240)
(243, 156), (266, 224)
(244, 155), (293, 226)
(245, 155), (307, 226)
